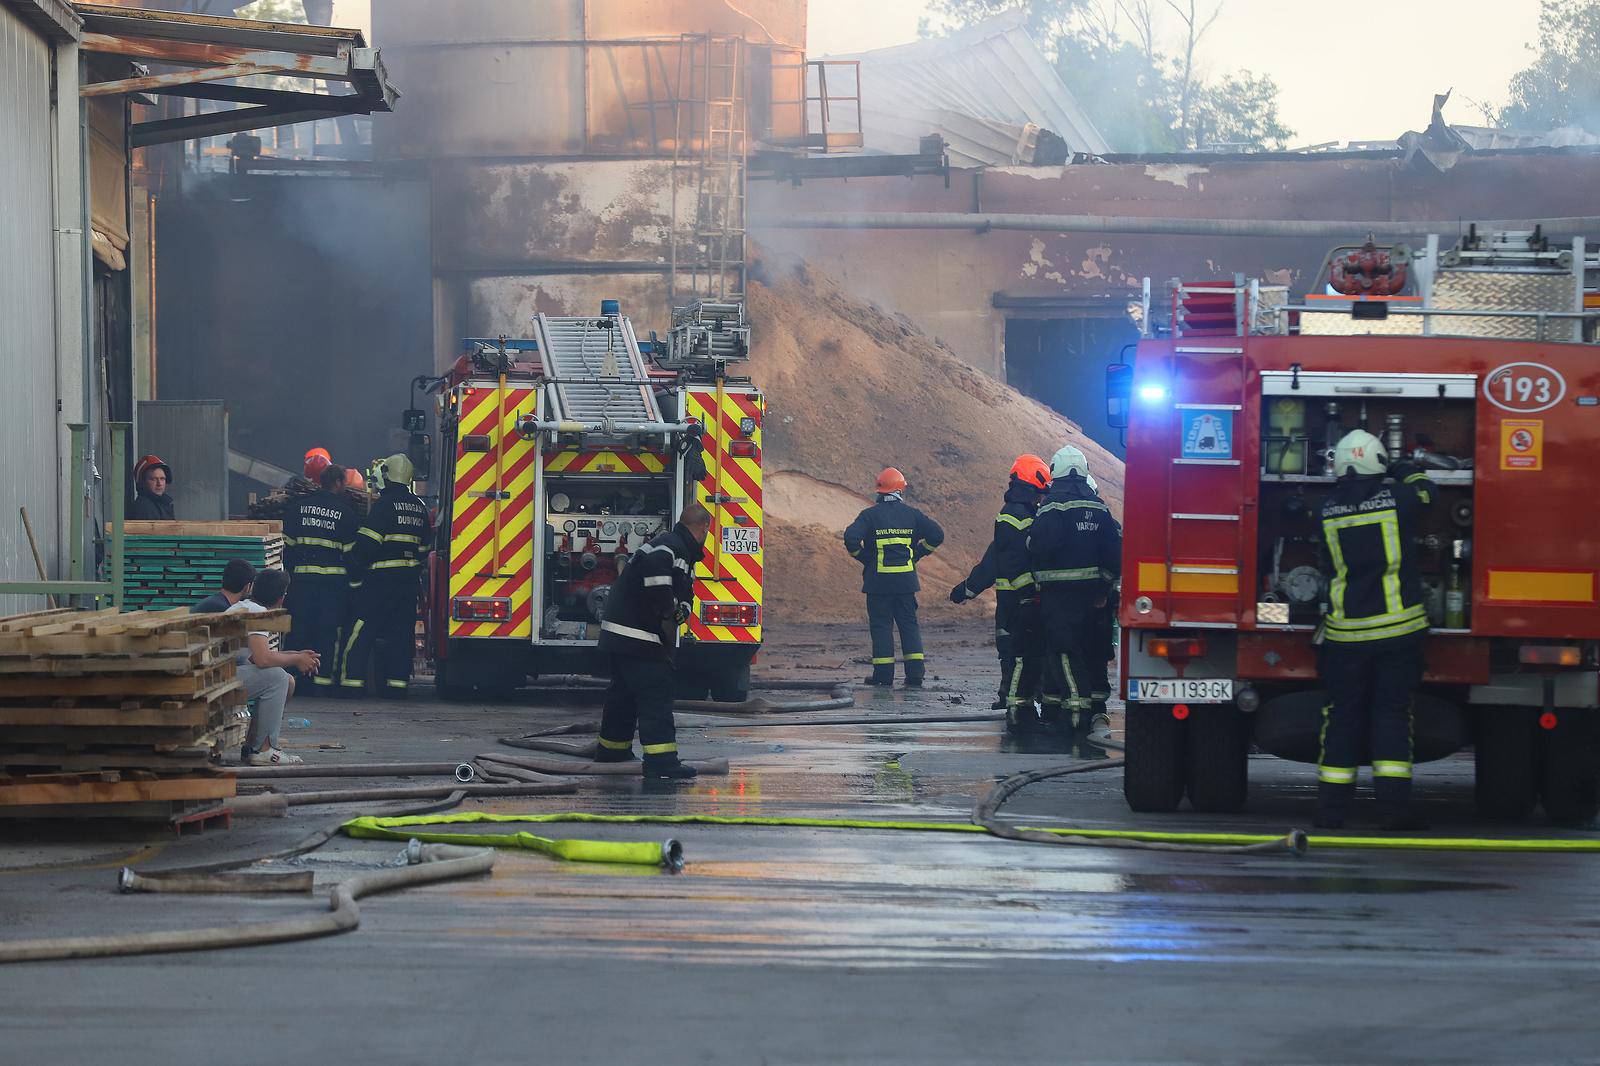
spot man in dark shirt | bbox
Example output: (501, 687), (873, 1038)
(193, 559), (258, 615)
(843, 468), (945, 687)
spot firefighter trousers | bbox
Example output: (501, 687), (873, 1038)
(1039, 595), (1100, 728)
(598, 654), (679, 761)
(994, 608), (1014, 705)
(1316, 634), (1423, 819)
(285, 574), (347, 690)
(999, 598), (1044, 725)
(340, 573), (419, 694)
(867, 593), (924, 684)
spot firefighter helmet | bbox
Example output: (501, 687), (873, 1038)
(1334, 429), (1388, 478)
(382, 453), (415, 487)
(1050, 445), (1099, 491)
(133, 454), (172, 487)
(876, 467), (907, 494)
(303, 446), (332, 480)
(1009, 454), (1051, 490)
(344, 467), (366, 492)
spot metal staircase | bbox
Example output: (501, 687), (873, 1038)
(531, 312), (662, 425)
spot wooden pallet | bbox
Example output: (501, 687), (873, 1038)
(120, 520), (282, 537)
(0, 772), (236, 809)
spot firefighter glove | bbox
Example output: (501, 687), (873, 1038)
(949, 582), (972, 605)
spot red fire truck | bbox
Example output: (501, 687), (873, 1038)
(1110, 228), (1600, 821)
(418, 300), (764, 701)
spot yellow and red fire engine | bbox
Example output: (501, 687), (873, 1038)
(422, 300), (763, 700)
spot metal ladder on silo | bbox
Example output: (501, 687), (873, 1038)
(669, 33), (748, 310)
(532, 313), (662, 425)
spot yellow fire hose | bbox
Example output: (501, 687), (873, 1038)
(341, 809), (1600, 854)
(343, 814), (684, 871)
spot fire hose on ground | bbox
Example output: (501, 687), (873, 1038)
(0, 843), (496, 964)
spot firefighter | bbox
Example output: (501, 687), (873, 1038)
(844, 468), (945, 687)
(1028, 446), (1121, 733)
(282, 463), (357, 691)
(949, 454), (1052, 730)
(595, 501), (713, 780)
(129, 454), (175, 521)
(1314, 429), (1434, 831)
(340, 453), (432, 697)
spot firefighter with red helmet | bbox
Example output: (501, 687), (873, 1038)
(282, 463), (357, 690)
(340, 454), (432, 697)
(950, 454), (1052, 731)
(844, 467), (945, 687)
(129, 454), (175, 521)
(1314, 429), (1434, 831)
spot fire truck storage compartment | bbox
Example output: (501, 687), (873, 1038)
(541, 475), (673, 639)
(1255, 371), (1477, 631)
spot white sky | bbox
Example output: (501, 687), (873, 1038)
(807, 0), (1545, 146)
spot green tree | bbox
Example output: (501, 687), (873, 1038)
(1501, 0), (1600, 132)
(234, 0), (307, 23)
(921, 0), (1294, 152)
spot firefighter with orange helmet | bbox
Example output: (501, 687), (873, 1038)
(129, 454), (175, 521)
(282, 463), (357, 690)
(950, 454), (1052, 730)
(844, 467), (945, 686)
(303, 447), (332, 481)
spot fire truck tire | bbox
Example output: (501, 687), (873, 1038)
(1474, 707), (1538, 821)
(1538, 712), (1600, 825)
(709, 661), (751, 704)
(434, 660), (471, 701)
(1184, 705), (1249, 813)
(1123, 704), (1186, 812)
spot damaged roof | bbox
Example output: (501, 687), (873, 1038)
(826, 12), (1110, 166)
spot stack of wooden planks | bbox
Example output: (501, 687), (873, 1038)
(120, 520), (284, 611)
(0, 606), (287, 821)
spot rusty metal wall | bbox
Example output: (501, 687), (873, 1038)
(0, 6), (63, 612)
(749, 153), (1600, 377)
(373, 0), (805, 158)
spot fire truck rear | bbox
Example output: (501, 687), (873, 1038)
(424, 300), (762, 700)
(1111, 227), (1600, 821)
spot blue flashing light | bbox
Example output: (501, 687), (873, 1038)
(600, 299), (621, 316)
(1139, 384), (1169, 403)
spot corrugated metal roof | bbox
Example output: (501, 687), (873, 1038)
(827, 12), (1109, 165)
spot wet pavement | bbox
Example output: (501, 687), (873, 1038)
(2, 617), (1599, 1063)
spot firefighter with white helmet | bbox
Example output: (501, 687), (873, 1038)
(1027, 445), (1122, 734)
(339, 453), (433, 697)
(1315, 428), (1435, 830)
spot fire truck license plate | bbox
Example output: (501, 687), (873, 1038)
(1128, 678), (1234, 703)
(721, 527), (761, 554)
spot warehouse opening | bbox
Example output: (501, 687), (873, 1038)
(1003, 310), (1137, 457)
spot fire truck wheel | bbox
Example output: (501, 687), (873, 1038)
(1474, 707), (1538, 821)
(709, 661), (751, 704)
(1184, 704), (1249, 813)
(1538, 712), (1600, 825)
(434, 660), (471, 700)
(1123, 704), (1186, 812)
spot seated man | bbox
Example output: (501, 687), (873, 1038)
(192, 558), (256, 615)
(227, 568), (319, 766)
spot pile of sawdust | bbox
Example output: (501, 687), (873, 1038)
(747, 255), (1124, 625)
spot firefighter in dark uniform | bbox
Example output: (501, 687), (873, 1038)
(1028, 446), (1121, 733)
(950, 455), (1052, 729)
(595, 501), (713, 780)
(282, 463), (357, 690)
(1315, 429), (1434, 830)
(340, 454), (432, 697)
(844, 467), (945, 687)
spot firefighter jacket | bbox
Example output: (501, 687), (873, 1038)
(1318, 465), (1434, 644)
(598, 522), (705, 661)
(1027, 477), (1121, 609)
(350, 483), (433, 583)
(283, 489), (357, 579)
(956, 478), (1043, 608)
(844, 494), (945, 595)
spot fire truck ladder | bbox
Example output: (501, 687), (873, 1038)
(1164, 277), (1253, 629)
(531, 313), (663, 427)
(669, 33), (748, 309)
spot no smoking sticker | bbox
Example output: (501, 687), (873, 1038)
(1500, 419), (1544, 471)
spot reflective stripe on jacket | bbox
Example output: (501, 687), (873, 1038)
(1319, 468), (1433, 643)
(843, 495), (945, 595)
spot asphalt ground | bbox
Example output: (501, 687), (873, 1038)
(2, 616), (1598, 1064)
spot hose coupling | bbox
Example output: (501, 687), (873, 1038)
(661, 839), (685, 873)
(1285, 829), (1310, 857)
(454, 763), (476, 783)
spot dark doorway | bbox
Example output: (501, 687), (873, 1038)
(1004, 315), (1135, 457)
